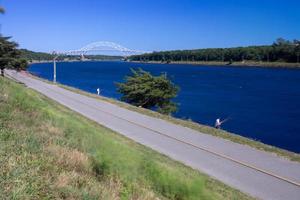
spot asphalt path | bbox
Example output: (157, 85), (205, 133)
(5, 70), (300, 200)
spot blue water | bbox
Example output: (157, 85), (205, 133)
(29, 61), (300, 153)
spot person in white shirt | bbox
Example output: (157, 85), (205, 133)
(215, 118), (222, 129)
(97, 88), (100, 95)
(215, 118), (230, 129)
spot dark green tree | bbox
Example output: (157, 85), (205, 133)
(0, 36), (28, 76)
(116, 68), (179, 115)
(0, 6), (28, 75)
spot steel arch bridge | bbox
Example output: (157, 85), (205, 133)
(51, 41), (150, 83)
(54, 41), (150, 56)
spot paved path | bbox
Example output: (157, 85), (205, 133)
(5, 70), (300, 200)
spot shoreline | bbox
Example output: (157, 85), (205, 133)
(129, 60), (300, 68)
(29, 59), (300, 69)
(23, 70), (300, 162)
(29, 59), (123, 65)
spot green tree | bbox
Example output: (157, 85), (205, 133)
(116, 68), (179, 115)
(0, 6), (28, 75)
(0, 36), (28, 76)
(12, 58), (28, 71)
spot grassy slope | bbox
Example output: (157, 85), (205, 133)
(57, 83), (300, 163)
(0, 77), (252, 199)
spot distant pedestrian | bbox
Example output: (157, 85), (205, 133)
(97, 88), (100, 95)
(215, 118), (222, 129)
(215, 118), (229, 129)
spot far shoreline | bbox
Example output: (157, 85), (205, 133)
(28, 59), (123, 65)
(128, 60), (300, 69)
(28, 59), (300, 69)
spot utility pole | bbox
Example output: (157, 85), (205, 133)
(52, 52), (58, 83)
(53, 58), (56, 83)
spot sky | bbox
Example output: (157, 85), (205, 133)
(1, 0), (299, 53)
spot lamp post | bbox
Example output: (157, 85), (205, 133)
(52, 51), (59, 83)
(53, 58), (56, 83)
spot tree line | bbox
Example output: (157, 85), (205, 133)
(129, 38), (300, 63)
(19, 49), (123, 62)
(19, 49), (55, 61)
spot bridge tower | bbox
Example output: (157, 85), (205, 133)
(80, 53), (85, 60)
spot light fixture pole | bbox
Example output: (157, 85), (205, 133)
(53, 58), (56, 83)
(52, 52), (59, 83)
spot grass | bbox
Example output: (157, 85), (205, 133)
(54, 81), (300, 163)
(0, 77), (253, 199)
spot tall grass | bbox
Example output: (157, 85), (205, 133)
(0, 77), (252, 200)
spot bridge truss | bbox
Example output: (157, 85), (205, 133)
(54, 41), (149, 56)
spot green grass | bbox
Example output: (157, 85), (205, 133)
(0, 77), (253, 199)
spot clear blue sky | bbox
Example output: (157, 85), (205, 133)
(1, 0), (299, 53)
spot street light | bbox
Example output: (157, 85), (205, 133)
(52, 51), (59, 83)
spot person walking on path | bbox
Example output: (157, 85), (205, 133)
(97, 88), (100, 96)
